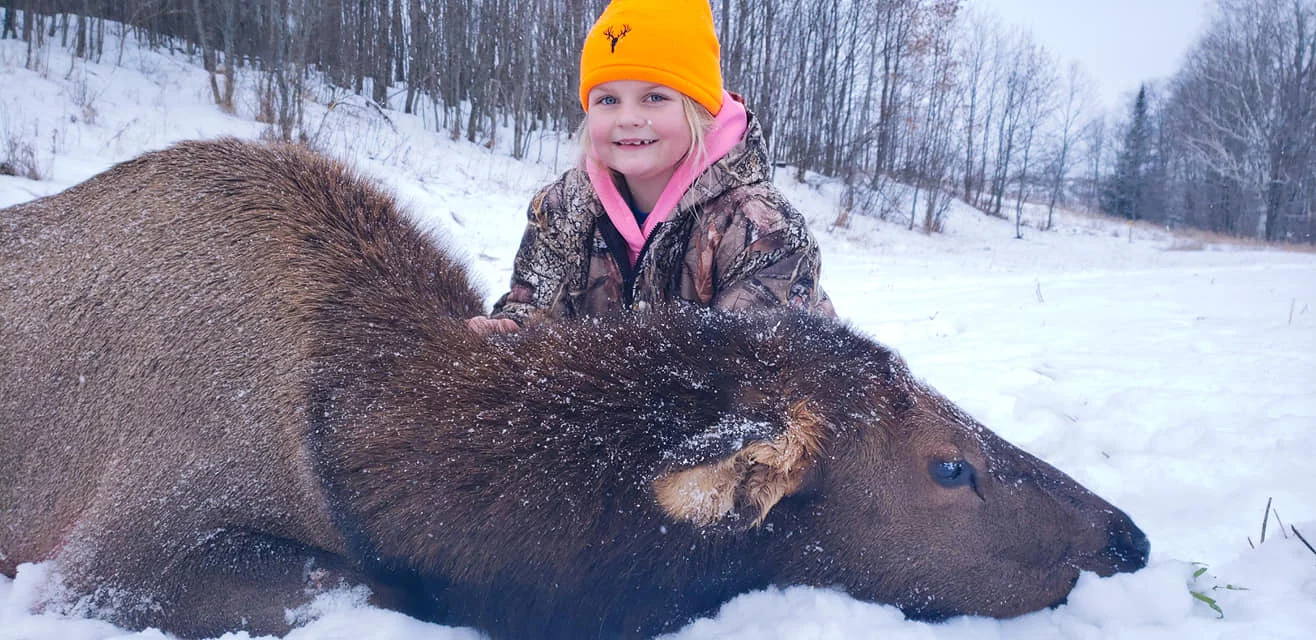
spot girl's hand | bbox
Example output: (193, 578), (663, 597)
(466, 316), (521, 336)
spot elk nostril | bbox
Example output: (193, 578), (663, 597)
(1102, 523), (1150, 572)
(1133, 528), (1150, 559)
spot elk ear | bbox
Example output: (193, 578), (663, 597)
(653, 401), (825, 529)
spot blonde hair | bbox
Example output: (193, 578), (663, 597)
(576, 94), (717, 173)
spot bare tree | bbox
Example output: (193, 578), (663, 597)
(904, 0), (963, 233)
(1172, 0), (1316, 240)
(3, 0), (17, 40)
(1010, 41), (1056, 238)
(1080, 115), (1107, 212)
(190, 0), (234, 111)
(958, 8), (996, 204)
(1042, 62), (1093, 230)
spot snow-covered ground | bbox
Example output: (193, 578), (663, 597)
(2, 34), (1314, 640)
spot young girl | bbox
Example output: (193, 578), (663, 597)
(468, 0), (833, 335)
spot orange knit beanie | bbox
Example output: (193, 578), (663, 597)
(579, 0), (724, 115)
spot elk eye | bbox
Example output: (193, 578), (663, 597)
(929, 459), (973, 488)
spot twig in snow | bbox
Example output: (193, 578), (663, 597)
(1290, 298), (1296, 326)
(1261, 497), (1273, 544)
(1292, 525), (1316, 557)
(1035, 281), (1045, 303)
(364, 99), (398, 133)
(101, 117), (139, 151)
(1274, 509), (1288, 539)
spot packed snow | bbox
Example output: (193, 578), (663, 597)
(1, 33), (1314, 640)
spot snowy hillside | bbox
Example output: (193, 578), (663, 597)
(2, 37), (1314, 640)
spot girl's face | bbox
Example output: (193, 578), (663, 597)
(586, 80), (693, 195)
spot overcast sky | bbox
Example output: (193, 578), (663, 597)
(969, 0), (1214, 113)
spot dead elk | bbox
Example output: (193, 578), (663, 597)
(0, 139), (1149, 639)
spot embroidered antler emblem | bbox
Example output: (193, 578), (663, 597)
(604, 24), (631, 53)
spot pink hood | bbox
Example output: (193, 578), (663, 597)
(585, 91), (749, 267)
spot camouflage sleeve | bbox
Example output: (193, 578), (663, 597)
(489, 183), (569, 326)
(708, 190), (836, 317)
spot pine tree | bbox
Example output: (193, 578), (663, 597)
(1103, 85), (1153, 220)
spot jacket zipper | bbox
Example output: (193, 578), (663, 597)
(595, 215), (658, 309)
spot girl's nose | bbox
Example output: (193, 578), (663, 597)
(618, 106), (649, 128)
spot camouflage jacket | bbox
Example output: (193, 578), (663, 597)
(491, 109), (834, 324)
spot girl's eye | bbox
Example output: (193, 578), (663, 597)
(645, 93), (668, 103)
(596, 95), (618, 106)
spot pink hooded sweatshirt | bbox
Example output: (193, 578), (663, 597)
(584, 91), (749, 267)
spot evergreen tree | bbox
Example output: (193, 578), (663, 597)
(1103, 85), (1154, 220)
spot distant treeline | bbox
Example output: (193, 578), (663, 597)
(3, 0), (1313, 243)
(1106, 1), (1315, 243)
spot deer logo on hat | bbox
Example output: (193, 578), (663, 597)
(604, 24), (631, 53)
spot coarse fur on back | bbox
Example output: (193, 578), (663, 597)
(0, 139), (1148, 639)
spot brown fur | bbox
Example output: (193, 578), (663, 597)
(1, 139), (1148, 639)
